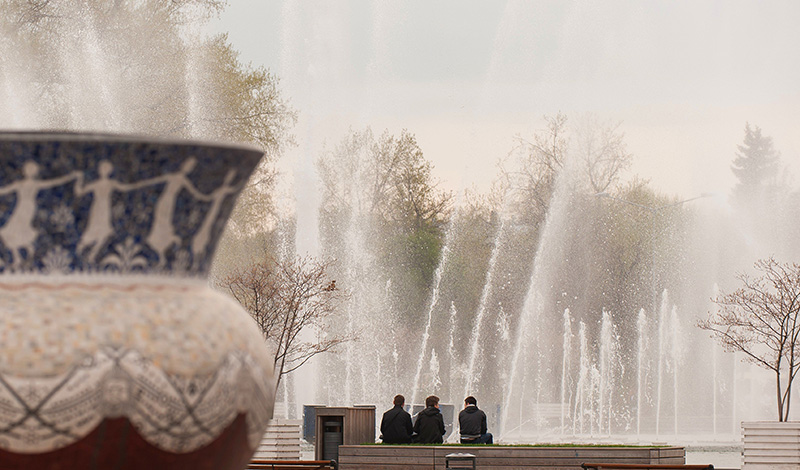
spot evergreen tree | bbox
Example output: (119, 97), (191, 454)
(731, 123), (780, 207)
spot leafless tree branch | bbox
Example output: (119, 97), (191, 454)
(698, 257), (800, 421)
(219, 255), (352, 390)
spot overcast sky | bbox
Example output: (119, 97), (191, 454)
(210, 0), (800, 200)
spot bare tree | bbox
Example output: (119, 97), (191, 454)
(502, 112), (568, 223)
(573, 114), (632, 194)
(218, 255), (351, 390)
(698, 258), (800, 421)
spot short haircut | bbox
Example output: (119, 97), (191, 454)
(465, 396), (477, 406)
(425, 395), (439, 408)
(393, 394), (405, 406)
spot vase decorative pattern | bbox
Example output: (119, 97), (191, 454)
(0, 132), (274, 469)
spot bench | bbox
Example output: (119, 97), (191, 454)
(339, 445), (686, 469)
(581, 464), (713, 470)
(247, 460), (338, 470)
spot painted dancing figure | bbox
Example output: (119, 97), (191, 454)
(0, 161), (80, 268)
(190, 169), (241, 263)
(75, 160), (159, 263)
(145, 157), (209, 266)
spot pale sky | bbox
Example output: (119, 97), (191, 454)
(210, 0), (800, 200)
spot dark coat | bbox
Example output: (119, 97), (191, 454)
(413, 406), (445, 444)
(380, 405), (413, 444)
(458, 405), (487, 439)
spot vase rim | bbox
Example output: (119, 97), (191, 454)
(0, 129), (263, 155)
(0, 130), (263, 276)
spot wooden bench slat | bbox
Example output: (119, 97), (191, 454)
(581, 464), (713, 470)
(247, 459), (337, 470)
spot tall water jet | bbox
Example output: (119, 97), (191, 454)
(81, 24), (123, 129)
(429, 349), (442, 392)
(670, 305), (681, 435)
(500, 148), (577, 439)
(314, 130), (400, 407)
(561, 308), (572, 433)
(599, 309), (617, 435)
(337, 212), (385, 405)
(182, 22), (211, 140)
(463, 217), (507, 397)
(575, 320), (590, 435)
(656, 289), (669, 435)
(411, 212), (459, 404)
(711, 284), (720, 435)
(341, 194), (366, 405)
(447, 301), (460, 404)
(636, 308), (647, 435)
(0, 37), (36, 128)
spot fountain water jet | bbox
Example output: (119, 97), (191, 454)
(670, 305), (680, 435)
(463, 217), (507, 398)
(500, 149), (580, 439)
(598, 310), (617, 436)
(411, 216), (457, 404)
(447, 302), (460, 404)
(561, 309), (572, 434)
(636, 308), (647, 435)
(656, 290), (668, 435)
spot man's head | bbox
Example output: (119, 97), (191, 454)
(393, 394), (405, 407)
(464, 396), (477, 407)
(425, 395), (439, 408)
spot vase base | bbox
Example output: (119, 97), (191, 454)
(0, 414), (255, 470)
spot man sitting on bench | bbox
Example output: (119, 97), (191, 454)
(458, 396), (493, 444)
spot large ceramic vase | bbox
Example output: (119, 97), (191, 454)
(0, 132), (274, 469)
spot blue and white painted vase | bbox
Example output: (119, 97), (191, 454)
(0, 132), (274, 469)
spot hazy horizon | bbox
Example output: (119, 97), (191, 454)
(210, 0), (800, 201)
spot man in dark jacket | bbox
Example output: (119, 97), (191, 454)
(380, 394), (413, 444)
(412, 395), (445, 443)
(458, 396), (493, 444)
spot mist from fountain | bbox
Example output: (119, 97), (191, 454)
(499, 149), (580, 438)
(248, 4), (794, 444)
(259, 2), (798, 431)
(336, 144), (392, 406)
(0, 3), (228, 140)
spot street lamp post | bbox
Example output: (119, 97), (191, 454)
(595, 191), (709, 436)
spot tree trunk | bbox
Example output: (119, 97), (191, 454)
(782, 376), (794, 422)
(777, 371), (785, 422)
